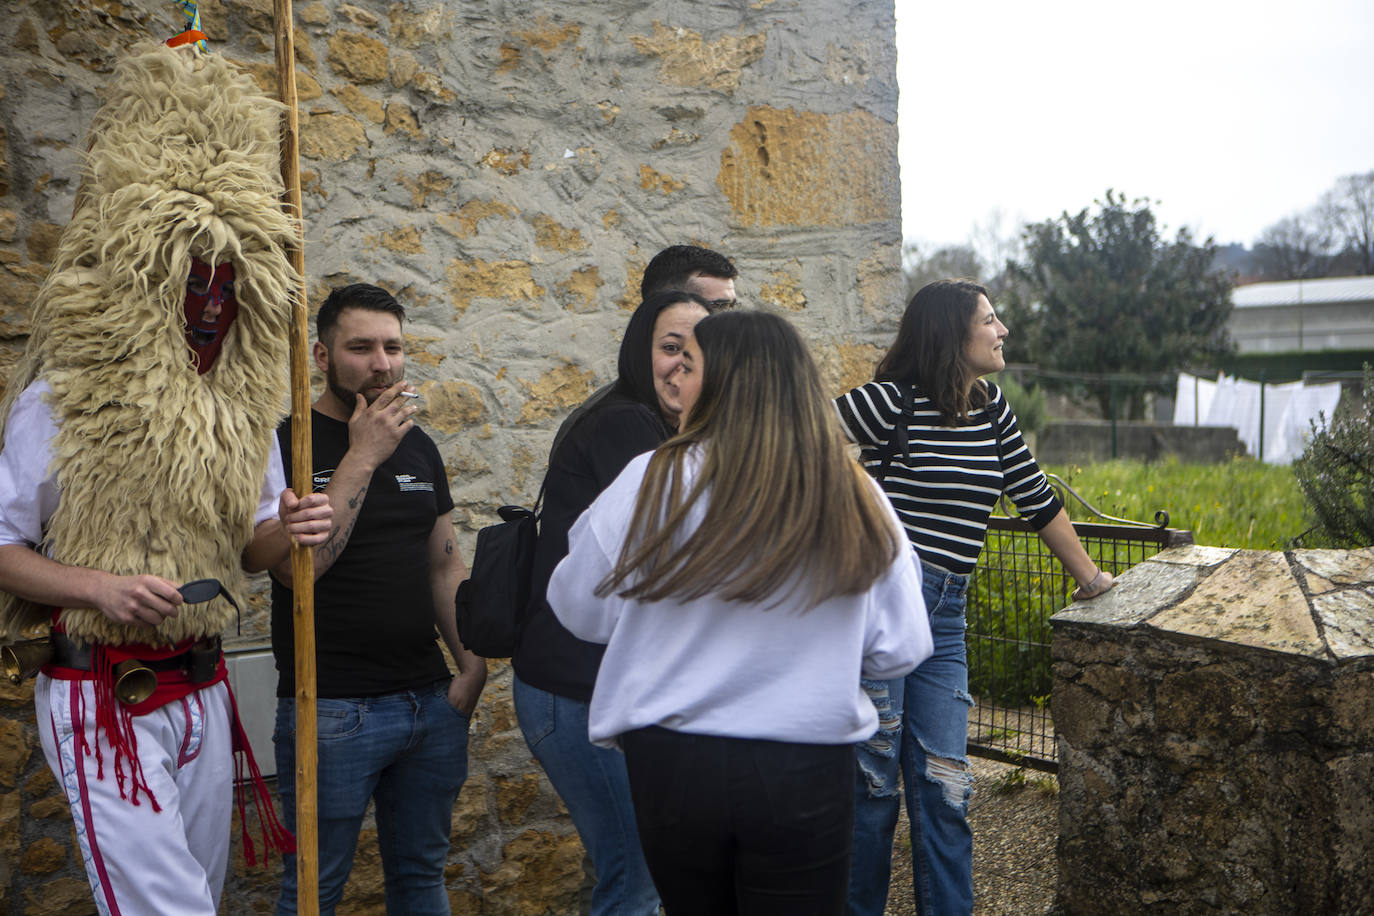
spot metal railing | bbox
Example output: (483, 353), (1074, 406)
(965, 476), (1193, 772)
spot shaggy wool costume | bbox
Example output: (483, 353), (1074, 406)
(0, 43), (297, 647)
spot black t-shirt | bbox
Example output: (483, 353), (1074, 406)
(512, 394), (669, 701)
(271, 410), (455, 698)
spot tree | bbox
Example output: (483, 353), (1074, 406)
(1006, 190), (1235, 418)
(1246, 169), (1374, 280)
(900, 242), (984, 300)
(1253, 212), (1333, 280)
(967, 207), (1023, 280)
(1322, 170), (1374, 275)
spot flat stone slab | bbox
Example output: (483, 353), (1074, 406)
(1056, 546), (1374, 663)
(1149, 551), (1326, 658)
(1313, 587), (1374, 660)
(1147, 545), (1237, 569)
(1293, 547), (1374, 593)
(1054, 560), (1199, 628)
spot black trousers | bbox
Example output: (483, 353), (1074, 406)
(620, 726), (855, 916)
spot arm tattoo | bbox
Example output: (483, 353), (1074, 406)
(318, 513), (361, 567)
(318, 485), (368, 569)
(444, 539), (453, 555)
(346, 484), (368, 510)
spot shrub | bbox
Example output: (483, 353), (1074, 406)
(1292, 365), (1374, 547)
(995, 373), (1049, 436)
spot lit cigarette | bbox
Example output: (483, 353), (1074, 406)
(400, 391), (420, 398)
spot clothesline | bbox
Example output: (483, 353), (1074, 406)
(1172, 372), (1341, 464)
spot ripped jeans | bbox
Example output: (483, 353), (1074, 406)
(849, 562), (973, 916)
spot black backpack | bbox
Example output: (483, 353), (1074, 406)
(453, 498), (540, 658)
(454, 395), (598, 659)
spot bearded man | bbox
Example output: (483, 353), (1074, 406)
(0, 44), (331, 914)
(269, 283), (484, 914)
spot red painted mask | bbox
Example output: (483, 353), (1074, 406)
(183, 259), (239, 373)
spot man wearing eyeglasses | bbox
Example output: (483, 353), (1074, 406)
(640, 244), (739, 312)
(548, 244), (739, 459)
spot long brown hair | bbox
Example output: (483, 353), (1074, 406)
(596, 311), (903, 608)
(875, 278), (991, 424)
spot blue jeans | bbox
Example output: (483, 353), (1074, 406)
(273, 682), (470, 915)
(513, 675), (661, 916)
(849, 562), (974, 916)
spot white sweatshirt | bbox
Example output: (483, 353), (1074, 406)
(548, 449), (932, 749)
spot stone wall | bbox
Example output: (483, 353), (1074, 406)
(0, 0), (904, 912)
(1036, 420), (1247, 465)
(1052, 546), (1374, 914)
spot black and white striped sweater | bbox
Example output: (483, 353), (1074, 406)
(834, 380), (1062, 575)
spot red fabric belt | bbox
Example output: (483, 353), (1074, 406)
(42, 636), (224, 715)
(41, 615), (294, 864)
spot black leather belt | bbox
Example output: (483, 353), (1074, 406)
(51, 633), (223, 683)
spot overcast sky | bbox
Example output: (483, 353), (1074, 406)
(895, 0), (1374, 256)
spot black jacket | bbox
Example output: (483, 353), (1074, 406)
(512, 393), (670, 700)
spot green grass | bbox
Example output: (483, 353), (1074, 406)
(1042, 456), (1337, 550)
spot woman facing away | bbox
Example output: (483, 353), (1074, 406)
(548, 310), (934, 915)
(834, 279), (1116, 916)
(511, 289), (710, 916)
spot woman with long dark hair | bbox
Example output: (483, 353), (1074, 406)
(512, 289), (711, 916)
(549, 311), (932, 914)
(836, 279), (1115, 916)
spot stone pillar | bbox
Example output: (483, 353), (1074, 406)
(1052, 546), (1374, 915)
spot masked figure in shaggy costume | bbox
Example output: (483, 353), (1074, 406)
(0, 44), (332, 914)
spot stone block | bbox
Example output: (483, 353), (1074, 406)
(759, 265), (807, 311)
(300, 111), (368, 161)
(1149, 544), (1237, 568)
(1293, 546), (1374, 586)
(437, 200), (518, 239)
(1053, 559), (1198, 628)
(532, 214), (587, 253)
(1314, 588), (1374, 659)
(481, 829), (584, 915)
(493, 773), (539, 825)
(718, 106), (900, 228)
(629, 22), (764, 93)
(1055, 547), (1374, 914)
(0, 788), (20, 862)
(516, 363), (594, 424)
(1150, 551), (1324, 658)
(444, 258), (543, 316)
(389, 5), (454, 48)
(22, 876), (91, 914)
(0, 717), (32, 787)
(554, 266), (603, 312)
(327, 32), (388, 83)
(18, 837), (64, 875)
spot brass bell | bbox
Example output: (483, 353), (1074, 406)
(113, 659), (157, 705)
(1, 638), (54, 685)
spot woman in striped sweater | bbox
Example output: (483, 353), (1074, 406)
(835, 279), (1115, 916)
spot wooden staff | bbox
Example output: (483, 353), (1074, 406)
(272, 2), (319, 912)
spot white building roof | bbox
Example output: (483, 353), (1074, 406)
(1232, 276), (1374, 308)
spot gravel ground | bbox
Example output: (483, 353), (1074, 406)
(883, 757), (1058, 916)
